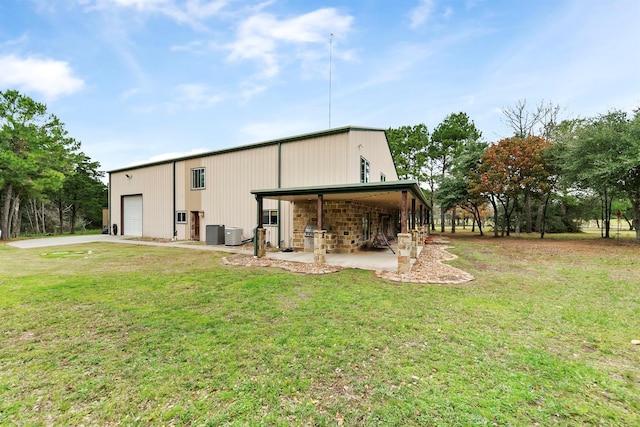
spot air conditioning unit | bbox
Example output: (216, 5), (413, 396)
(206, 225), (225, 245)
(224, 227), (243, 246)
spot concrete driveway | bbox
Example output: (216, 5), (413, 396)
(7, 234), (125, 249)
(6, 235), (248, 253)
(6, 234), (400, 271)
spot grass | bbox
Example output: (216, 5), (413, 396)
(12, 228), (104, 241)
(0, 234), (639, 426)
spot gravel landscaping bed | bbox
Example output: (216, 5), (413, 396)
(222, 236), (475, 284)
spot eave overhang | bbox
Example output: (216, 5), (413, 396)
(251, 180), (430, 210)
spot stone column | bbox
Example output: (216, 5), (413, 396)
(256, 227), (267, 258)
(421, 224), (428, 244)
(397, 232), (412, 273)
(314, 229), (326, 265)
(410, 229), (418, 258)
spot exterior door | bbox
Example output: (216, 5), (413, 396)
(190, 211), (200, 241)
(122, 195), (143, 236)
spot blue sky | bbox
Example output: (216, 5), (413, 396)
(1, 0), (639, 173)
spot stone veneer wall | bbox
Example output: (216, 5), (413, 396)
(292, 200), (397, 253)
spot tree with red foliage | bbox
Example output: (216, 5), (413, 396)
(470, 136), (554, 237)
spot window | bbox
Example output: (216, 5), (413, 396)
(176, 211), (187, 223)
(191, 167), (205, 190)
(380, 173), (386, 182)
(363, 212), (371, 241)
(262, 209), (279, 226)
(360, 157), (370, 183)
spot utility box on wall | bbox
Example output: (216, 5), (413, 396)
(206, 225), (225, 245)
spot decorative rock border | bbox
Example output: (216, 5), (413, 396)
(222, 236), (475, 285)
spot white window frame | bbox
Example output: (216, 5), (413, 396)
(262, 209), (279, 226)
(380, 173), (386, 182)
(191, 167), (206, 190)
(176, 211), (187, 224)
(360, 157), (370, 183)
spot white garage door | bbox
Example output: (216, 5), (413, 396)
(123, 195), (143, 237)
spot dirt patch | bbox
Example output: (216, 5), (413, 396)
(127, 237), (175, 243)
(222, 254), (344, 275)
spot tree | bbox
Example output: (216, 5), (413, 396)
(0, 90), (79, 240)
(502, 99), (563, 233)
(560, 110), (640, 242)
(470, 136), (554, 237)
(437, 139), (488, 235)
(57, 153), (106, 234)
(502, 99), (562, 140)
(386, 124), (433, 220)
(386, 124), (429, 183)
(621, 110), (640, 242)
(431, 112), (482, 232)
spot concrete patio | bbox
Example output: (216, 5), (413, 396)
(265, 246), (416, 272)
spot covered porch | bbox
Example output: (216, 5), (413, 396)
(251, 181), (431, 273)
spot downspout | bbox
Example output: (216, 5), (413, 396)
(172, 161), (176, 240)
(108, 172), (112, 234)
(277, 141), (282, 248)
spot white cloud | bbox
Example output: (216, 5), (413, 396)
(354, 43), (432, 91)
(227, 8), (353, 79)
(127, 84), (225, 114)
(175, 83), (225, 107)
(239, 82), (267, 103)
(79, 0), (228, 29)
(113, 0), (168, 8)
(409, 0), (436, 29)
(170, 39), (210, 53)
(120, 87), (141, 100)
(0, 55), (85, 100)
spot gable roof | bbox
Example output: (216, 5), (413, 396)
(109, 125), (386, 174)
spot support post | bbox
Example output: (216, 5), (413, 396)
(411, 198), (416, 230)
(317, 194), (324, 231)
(254, 196), (263, 257)
(401, 191), (408, 234)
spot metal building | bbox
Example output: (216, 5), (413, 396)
(108, 126), (429, 252)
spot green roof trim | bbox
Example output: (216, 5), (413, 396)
(251, 180), (430, 208)
(108, 125), (385, 173)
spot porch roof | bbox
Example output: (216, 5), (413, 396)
(251, 180), (430, 210)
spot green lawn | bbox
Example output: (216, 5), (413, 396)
(1, 234), (638, 426)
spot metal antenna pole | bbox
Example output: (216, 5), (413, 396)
(329, 33), (333, 128)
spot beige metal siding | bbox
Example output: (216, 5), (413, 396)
(109, 127), (396, 245)
(174, 162), (187, 240)
(197, 145), (281, 243)
(348, 130), (399, 183)
(280, 133), (349, 187)
(110, 163), (174, 239)
(184, 159), (204, 212)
